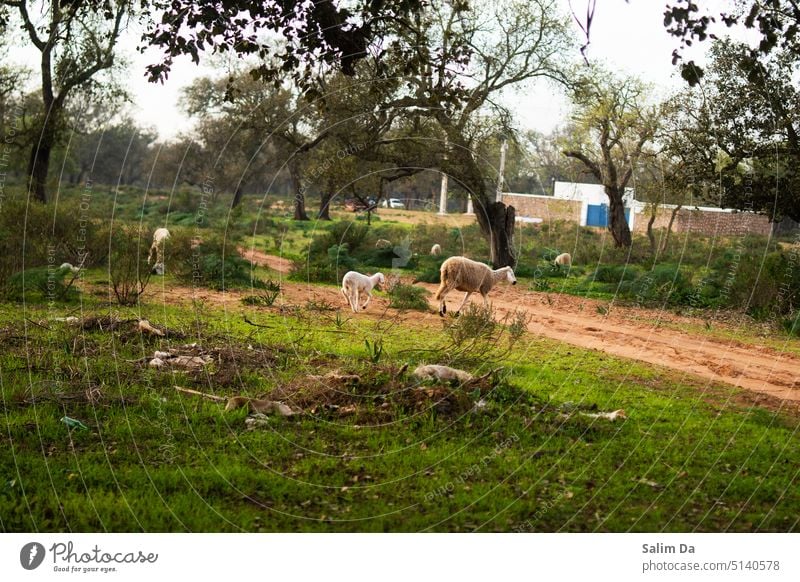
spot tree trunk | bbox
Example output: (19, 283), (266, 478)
(659, 204), (682, 254)
(27, 132), (54, 203)
(289, 163), (309, 221)
(646, 205), (658, 255)
(606, 186), (632, 247)
(475, 199), (517, 268)
(231, 185), (244, 209)
(318, 177), (333, 220)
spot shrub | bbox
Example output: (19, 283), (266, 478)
(388, 283), (431, 311)
(108, 225), (152, 305)
(591, 265), (640, 284)
(173, 235), (264, 290)
(620, 265), (693, 306)
(4, 266), (79, 302)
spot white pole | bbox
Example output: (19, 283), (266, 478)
(465, 195), (474, 215)
(496, 139), (508, 203)
(439, 138), (449, 215)
(438, 173), (448, 215)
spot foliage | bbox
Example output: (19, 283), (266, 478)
(108, 226), (152, 306)
(241, 281), (281, 307)
(563, 67), (661, 247)
(4, 266), (78, 302)
(387, 283), (431, 312)
(364, 338), (384, 364)
(175, 236), (264, 291)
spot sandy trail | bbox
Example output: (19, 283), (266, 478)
(441, 284), (800, 402)
(155, 251), (800, 403)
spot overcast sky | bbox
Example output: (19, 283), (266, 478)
(9, 1), (724, 140)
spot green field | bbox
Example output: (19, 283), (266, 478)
(1, 187), (799, 532)
(1, 297), (798, 532)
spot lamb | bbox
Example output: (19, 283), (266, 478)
(148, 228), (171, 275)
(430, 243), (442, 256)
(59, 262), (80, 273)
(554, 252), (572, 268)
(434, 256), (516, 317)
(375, 239), (392, 249)
(340, 271), (385, 313)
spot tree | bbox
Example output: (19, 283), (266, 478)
(661, 38), (800, 222)
(664, 0), (800, 84)
(142, 0), (426, 89)
(0, 0), (129, 202)
(181, 74), (328, 216)
(563, 69), (660, 247)
(143, 0), (573, 267)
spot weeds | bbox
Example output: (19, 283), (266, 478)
(241, 280), (281, 307)
(364, 338), (384, 363)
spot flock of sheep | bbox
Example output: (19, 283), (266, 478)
(341, 243), (572, 317)
(137, 228), (572, 317)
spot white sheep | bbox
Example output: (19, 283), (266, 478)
(375, 239), (392, 249)
(148, 228), (171, 275)
(341, 271), (386, 313)
(430, 243), (442, 256)
(59, 262), (80, 273)
(434, 256), (517, 316)
(554, 252), (572, 268)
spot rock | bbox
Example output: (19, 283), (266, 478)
(413, 364), (473, 383)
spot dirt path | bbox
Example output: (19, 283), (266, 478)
(155, 251), (800, 403)
(436, 284), (800, 402)
(238, 246), (293, 274)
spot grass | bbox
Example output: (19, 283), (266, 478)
(1, 295), (798, 532)
(2, 185), (800, 531)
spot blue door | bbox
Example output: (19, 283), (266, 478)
(586, 204), (630, 227)
(586, 204), (608, 226)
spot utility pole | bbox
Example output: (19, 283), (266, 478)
(439, 138), (448, 215)
(495, 138), (508, 203)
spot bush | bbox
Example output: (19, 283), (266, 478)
(387, 283), (431, 311)
(175, 236), (264, 290)
(0, 197), (108, 286)
(4, 266), (79, 302)
(620, 265), (693, 306)
(108, 226), (152, 305)
(591, 265), (640, 284)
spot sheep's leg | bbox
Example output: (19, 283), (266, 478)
(455, 291), (473, 314)
(147, 242), (156, 265)
(352, 288), (360, 313)
(361, 291), (372, 310)
(436, 284), (453, 317)
(341, 287), (351, 310)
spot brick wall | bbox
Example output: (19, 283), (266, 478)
(504, 194), (581, 225)
(633, 207), (772, 237)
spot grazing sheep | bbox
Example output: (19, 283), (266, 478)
(554, 252), (572, 268)
(434, 256), (516, 316)
(375, 239), (392, 249)
(341, 271), (385, 313)
(148, 228), (171, 275)
(59, 262), (80, 273)
(430, 243), (442, 256)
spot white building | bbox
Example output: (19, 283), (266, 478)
(552, 181), (636, 230)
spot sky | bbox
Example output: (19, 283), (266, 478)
(8, 1), (722, 140)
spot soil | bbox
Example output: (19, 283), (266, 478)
(238, 246), (293, 274)
(152, 252), (800, 405)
